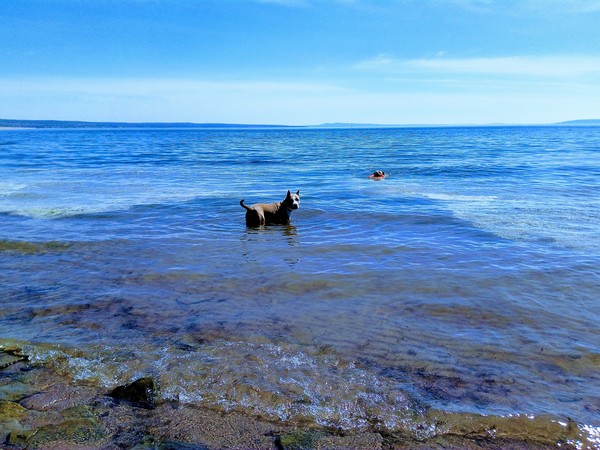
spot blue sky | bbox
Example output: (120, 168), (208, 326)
(1, 0), (600, 124)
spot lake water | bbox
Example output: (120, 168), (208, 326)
(1, 126), (599, 446)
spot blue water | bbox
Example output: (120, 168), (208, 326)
(1, 126), (599, 444)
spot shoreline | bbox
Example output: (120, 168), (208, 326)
(0, 349), (587, 449)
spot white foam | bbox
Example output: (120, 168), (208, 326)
(0, 181), (28, 196)
(424, 193), (498, 202)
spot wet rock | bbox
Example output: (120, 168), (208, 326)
(20, 382), (97, 411)
(0, 349), (28, 370)
(277, 429), (385, 449)
(132, 435), (209, 449)
(0, 379), (36, 402)
(24, 417), (106, 447)
(316, 432), (384, 449)
(6, 427), (37, 448)
(0, 401), (29, 443)
(110, 377), (156, 409)
(148, 403), (278, 449)
(276, 430), (328, 450)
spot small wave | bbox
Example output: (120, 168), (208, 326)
(5, 338), (599, 447)
(0, 181), (28, 196)
(21, 339), (423, 433)
(423, 193), (498, 202)
(4, 206), (106, 219)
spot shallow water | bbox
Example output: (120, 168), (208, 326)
(1, 126), (599, 445)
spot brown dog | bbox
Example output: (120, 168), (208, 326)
(240, 190), (300, 227)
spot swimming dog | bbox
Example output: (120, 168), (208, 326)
(240, 190), (300, 227)
(369, 170), (385, 180)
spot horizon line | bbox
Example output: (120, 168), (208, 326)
(1, 118), (600, 129)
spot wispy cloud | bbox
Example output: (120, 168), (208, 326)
(519, 0), (600, 14)
(434, 0), (600, 14)
(0, 77), (350, 124)
(255, 0), (311, 7)
(355, 54), (600, 78)
(1, 75), (599, 124)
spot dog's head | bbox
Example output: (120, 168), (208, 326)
(284, 190), (300, 210)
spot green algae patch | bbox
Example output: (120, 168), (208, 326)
(0, 401), (27, 421)
(277, 430), (329, 450)
(0, 380), (35, 403)
(131, 435), (209, 449)
(426, 410), (587, 448)
(0, 401), (29, 443)
(0, 239), (70, 254)
(0, 351), (28, 370)
(23, 417), (106, 448)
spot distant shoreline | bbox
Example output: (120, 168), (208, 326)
(1, 118), (599, 129)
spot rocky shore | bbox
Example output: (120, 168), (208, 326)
(0, 348), (582, 449)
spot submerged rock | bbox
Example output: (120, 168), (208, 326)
(110, 377), (156, 409)
(0, 350), (28, 370)
(0, 239), (70, 254)
(0, 379), (36, 403)
(276, 430), (328, 450)
(0, 401), (29, 443)
(131, 435), (209, 449)
(19, 417), (106, 447)
(20, 382), (97, 412)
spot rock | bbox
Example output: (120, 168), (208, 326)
(131, 435), (209, 449)
(0, 400), (27, 421)
(109, 377), (156, 409)
(24, 417), (106, 447)
(0, 401), (29, 443)
(6, 427), (37, 447)
(20, 383), (97, 412)
(0, 350), (28, 370)
(277, 430), (328, 449)
(0, 379), (36, 402)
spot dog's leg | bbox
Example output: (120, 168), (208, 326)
(245, 209), (264, 227)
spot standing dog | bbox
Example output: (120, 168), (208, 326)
(240, 190), (300, 227)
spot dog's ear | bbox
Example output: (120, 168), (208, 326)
(287, 190), (292, 198)
(296, 190), (300, 196)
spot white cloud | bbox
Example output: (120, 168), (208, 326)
(355, 54), (600, 78)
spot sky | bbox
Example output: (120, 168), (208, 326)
(1, 0), (600, 125)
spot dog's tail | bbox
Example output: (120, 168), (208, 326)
(240, 199), (252, 211)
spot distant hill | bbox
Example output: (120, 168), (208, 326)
(4, 118), (600, 129)
(313, 122), (399, 128)
(0, 119), (298, 129)
(556, 119), (600, 126)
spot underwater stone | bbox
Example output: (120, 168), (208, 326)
(0, 379), (36, 403)
(23, 417), (106, 447)
(6, 427), (37, 447)
(131, 435), (209, 449)
(20, 383), (97, 412)
(0, 350), (28, 370)
(277, 430), (329, 450)
(0, 401), (29, 443)
(109, 377), (156, 409)
(0, 400), (27, 421)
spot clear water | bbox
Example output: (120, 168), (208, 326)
(1, 126), (599, 443)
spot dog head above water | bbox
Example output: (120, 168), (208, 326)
(284, 190), (300, 210)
